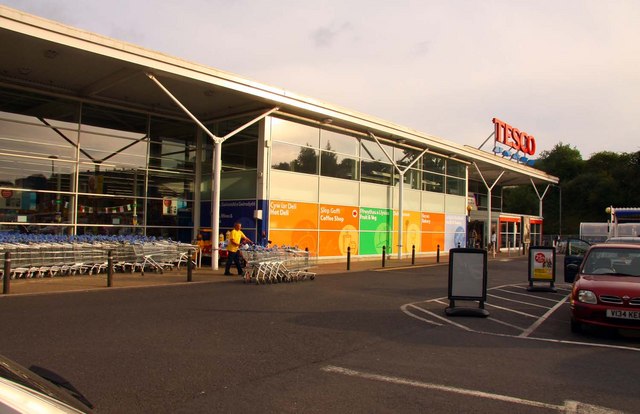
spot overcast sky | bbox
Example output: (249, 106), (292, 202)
(4, 0), (639, 159)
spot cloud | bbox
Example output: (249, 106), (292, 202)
(413, 41), (430, 57)
(310, 22), (353, 48)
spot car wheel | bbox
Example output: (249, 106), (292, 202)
(570, 319), (582, 333)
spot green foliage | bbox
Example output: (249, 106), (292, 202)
(536, 143), (583, 180)
(504, 142), (640, 235)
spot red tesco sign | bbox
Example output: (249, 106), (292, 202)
(493, 118), (536, 156)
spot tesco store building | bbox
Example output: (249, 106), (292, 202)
(0, 6), (558, 265)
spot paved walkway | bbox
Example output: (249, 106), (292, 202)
(1, 251), (526, 296)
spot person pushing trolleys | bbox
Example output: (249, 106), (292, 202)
(224, 221), (252, 276)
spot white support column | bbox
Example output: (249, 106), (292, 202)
(146, 72), (278, 270)
(398, 170), (404, 257)
(212, 141), (222, 268)
(368, 132), (428, 259)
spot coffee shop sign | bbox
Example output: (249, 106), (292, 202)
(492, 117), (536, 166)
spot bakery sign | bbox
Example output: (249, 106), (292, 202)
(492, 118), (536, 166)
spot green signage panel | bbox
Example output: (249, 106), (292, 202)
(359, 207), (392, 254)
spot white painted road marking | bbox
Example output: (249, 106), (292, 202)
(322, 365), (625, 413)
(401, 284), (640, 352)
(493, 287), (562, 303)
(487, 293), (553, 309)
(519, 294), (570, 338)
(401, 304), (443, 326)
(485, 301), (539, 318)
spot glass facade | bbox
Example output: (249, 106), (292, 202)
(0, 87), (199, 241)
(270, 117), (467, 193)
(0, 86), (470, 246)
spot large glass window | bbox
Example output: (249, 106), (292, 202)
(78, 167), (145, 197)
(0, 89), (79, 161)
(79, 130), (147, 171)
(0, 155), (74, 192)
(77, 195), (143, 227)
(0, 87), (198, 241)
(361, 160), (392, 185)
(149, 117), (196, 172)
(446, 160), (466, 178)
(320, 129), (358, 156)
(361, 139), (392, 163)
(146, 198), (193, 227)
(395, 148), (421, 169)
(269, 118), (320, 176)
(219, 118), (258, 171)
(446, 177), (465, 195)
(423, 172), (444, 193)
(401, 168), (421, 189)
(320, 151), (359, 180)
(271, 118), (319, 147)
(0, 112), (79, 161)
(271, 142), (319, 174)
(423, 154), (445, 173)
(360, 139), (392, 185)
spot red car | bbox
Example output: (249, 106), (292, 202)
(568, 243), (640, 333)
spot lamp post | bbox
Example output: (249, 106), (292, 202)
(466, 204), (473, 248)
(558, 185), (562, 238)
(551, 184), (562, 239)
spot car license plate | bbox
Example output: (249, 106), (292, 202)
(606, 309), (640, 320)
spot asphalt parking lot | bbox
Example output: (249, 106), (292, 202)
(1, 255), (639, 413)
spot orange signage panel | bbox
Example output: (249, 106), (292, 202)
(421, 212), (445, 232)
(269, 200), (318, 230)
(319, 204), (359, 230)
(421, 212), (445, 252)
(319, 229), (358, 256)
(268, 229), (318, 256)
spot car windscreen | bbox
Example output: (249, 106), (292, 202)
(604, 237), (640, 244)
(582, 248), (640, 276)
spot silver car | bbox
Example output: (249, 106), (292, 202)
(0, 354), (93, 413)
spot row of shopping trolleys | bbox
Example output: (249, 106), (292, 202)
(0, 241), (198, 279)
(241, 247), (316, 284)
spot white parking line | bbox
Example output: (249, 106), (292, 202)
(487, 293), (553, 309)
(485, 302), (539, 318)
(511, 285), (570, 298)
(519, 294), (570, 338)
(321, 365), (624, 413)
(403, 303), (473, 331)
(486, 317), (526, 332)
(493, 288), (561, 303)
(401, 304), (443, 326)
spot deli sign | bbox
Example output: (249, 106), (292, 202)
(492, 118), (536, 165)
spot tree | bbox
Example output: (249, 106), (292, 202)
(514, 144), (640, 236)
(535, 143), (583, 181)
(291, 145), (318, 174)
